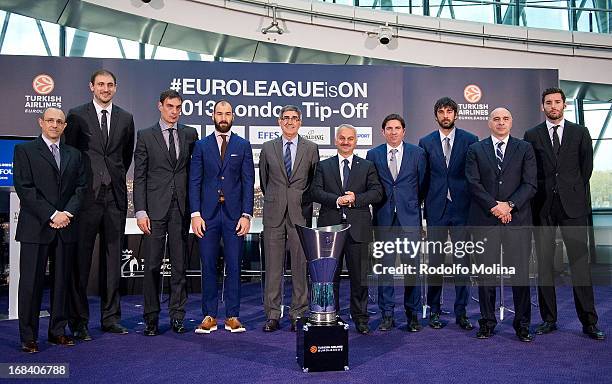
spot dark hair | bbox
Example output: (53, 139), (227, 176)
(159, 89), (182, 103)
(279, 105), (302, 119)
(213, 99), (232, 114)
(90, 69), (117, 85)
(381, 113), (405, 130)
(541, 87), (566, 104)
(433, 97), (458, 115)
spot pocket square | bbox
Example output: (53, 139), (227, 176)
(230, 154), (238, 157)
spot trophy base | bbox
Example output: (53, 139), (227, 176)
(296, 317), (349, 373)
(309, 311), (337, 324)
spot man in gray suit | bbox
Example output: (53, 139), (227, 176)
(133, 89), (198, 336)
(259, 105), (319, 332)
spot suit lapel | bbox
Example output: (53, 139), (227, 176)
(87, 102), (104, 151)
(59, 145), (71, 176)
(396, 141), (412, 180)
(430, 135), (447, 173)
(483, 137), (498, 173)
(500, 136), (519, 173)
(37, 137), (59, 173)
(221, 133), (237, 172)
(177, 125), (188, 169)
(331, 156), (343, 192)
(206, 133), (222, 169)
(346, 155), (362, 191)
(152, 124), (174, 168)
(447, 130), (461, 171)
(107, 106), (120, 150)
(377, 145), (393, 181)
(272, 137), (289, 183)
(292, 136), (306, 181)
(537, 123), (556, 164)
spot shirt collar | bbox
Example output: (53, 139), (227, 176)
(215, 130), (230, 139)
(282, 135), (299, 146)
(159, 119), (176, 131)
(386, 142), (403, 154)
(41, 134), (59, 147)
(491, 135), (509, 146)
(439, 127), (456, 143)
(93, 100), (113, 115)
(546, 119), (565, 130)
(338, 153), (354, 164)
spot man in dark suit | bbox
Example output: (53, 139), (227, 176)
(64, 69), (135, 338)
(14, 108), (87, 353)
(524, 87), (605, 340)
(259, 105), (319, 332)
(133, 90), (198, 336)
(419, 97), (478, 331)
(190, 100), (255, 334)
(311, 124), (383, 334)
(466, 107), (537, 342)
(366, 114), (426, 332)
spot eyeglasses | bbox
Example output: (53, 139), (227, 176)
(43, 119), (66, 125)
(280, 116), (300, 122)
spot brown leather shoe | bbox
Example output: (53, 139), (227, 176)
(21, 341), (39, 353)
(48, 335), (76, 346)
(195, 316), (217, 334)
(224, 317), (246, 333)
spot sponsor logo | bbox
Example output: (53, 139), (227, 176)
(464, 84), (482, 103)
(248, 126), (282, 144)
(309, 346), (318, 353)
(334, 126), (372, 146)
(32, 74), (54, 95)
(309, 345), (344, 353)
(299, 126), (330, 145)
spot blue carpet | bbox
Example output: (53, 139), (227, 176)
(0, 282), (610, 383)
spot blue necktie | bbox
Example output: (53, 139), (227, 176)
(284, 141), (292, 178)
(496, 141), (504, 171)
(342, 159), (350, 191)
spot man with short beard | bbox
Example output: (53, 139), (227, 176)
(189, 100), (255, 334)
(524, 87), (605, 340)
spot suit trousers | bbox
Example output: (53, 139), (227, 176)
(535, 194), (597, 326)
(333, 234), (370, 323)
(199, 205), (244, 319)
(19, 238), (74, 343)
(263, 214), (308, 320)
(377, 214), (422, 317)
(70, 184), (126, 328)
(474, 226), (531, 331)
(426, 199), (470, 317)
(143, 197), (188, 322)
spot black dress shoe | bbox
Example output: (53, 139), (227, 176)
(290, 318), (298, 332)
(583, 325), (605, 340)
(515, 327), (534, 342)
(171, 319), (188, 334)
(378, 316), (395, 331)
(144, 320), (159, 336)
(356, 322), (370, 335)
(476, 326), (493, 339)
(73, 324), (92, 341)
(21, 341), (39, 353)
(407, 313), (422, 332)
(535, 321), (557, 335)
(456, 315), (474, 330)
(262, 319), (280, 332)
(48, 335), (76, 346)
(102, 323), (129, 334)
(428, 313), (444, 329)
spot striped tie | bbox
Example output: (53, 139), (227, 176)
(496, 141), (504, 171)
(284, 141), (292, 179)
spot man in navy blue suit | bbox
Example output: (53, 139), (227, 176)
(419, 97), (478, 330)
(189, 100), (255, 334)
(366, 114), (426, 332)
(466, 107), (537, 342)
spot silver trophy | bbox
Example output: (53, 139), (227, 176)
(295, 224), (351, 324)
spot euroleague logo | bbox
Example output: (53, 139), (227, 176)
(32, 74), (55, 95)
(463, 84), (482, 103)
(309, 346), (318, 353)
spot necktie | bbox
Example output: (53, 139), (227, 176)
(50, 143), (60, 169)
(168, 128), (177, 168)
(552, 125), (561, 156)
(496, 141), (505, 171)
(443, 137), (451, 167)
(284, 141), (292, 179)
(342, 159), (350, 191)
(100, 110), (109, 147)
(389, 148), (398, 181)
(220, 134), (227, 161)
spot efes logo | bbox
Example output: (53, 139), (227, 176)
(463, 84), (482, 103)
(32, 74), (55, 95)
(309, 346), (318, 353)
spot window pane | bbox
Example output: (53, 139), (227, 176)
(0, 13), (49, 56)
(591, 139), (612, 209)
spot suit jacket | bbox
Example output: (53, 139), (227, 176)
(465, 136), (537, 226)
(189, 132), (255, 220)
(259, 135), (319, 227)
(418, 128), (478, 224)
(64, 102), (135, 210)
(524, 120), (593, 221)
(133, 123), (198, 220)
(13, 136), (87, 244)
(366, 141), (426, 227)
(310, 155), (383, 242)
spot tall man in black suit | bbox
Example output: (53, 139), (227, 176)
(64, 69), (135, 338)
(133, 90), (198, 336)
(311, 124), (383, 334)
(14, 107), (87, 353)
(466, 107), (537, 342)
(524, 87), (605, 340)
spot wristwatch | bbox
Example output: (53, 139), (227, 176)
(241, 213), (252, 221)
(507, 201), (515, 210)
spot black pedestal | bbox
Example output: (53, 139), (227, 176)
(296, 317), (349, 372)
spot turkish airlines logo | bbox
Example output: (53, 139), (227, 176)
(32, 74), (55, 95)
(464, 84), (482, 103)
